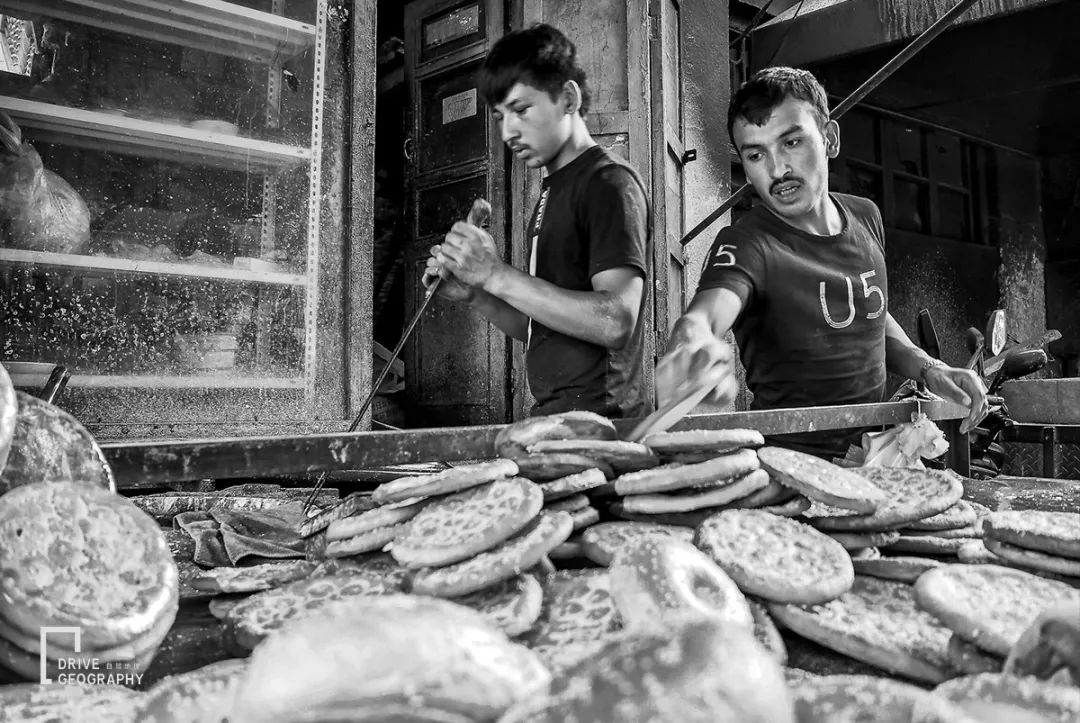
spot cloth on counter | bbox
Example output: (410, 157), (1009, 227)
(174, 500), (308, 567)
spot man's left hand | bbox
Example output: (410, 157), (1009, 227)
(923, 364), (989, 434)
(437, 220), (503, 290)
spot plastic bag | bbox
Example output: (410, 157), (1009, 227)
(859, 411), (950, 469)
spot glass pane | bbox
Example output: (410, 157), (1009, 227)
(939, 189), (971, 241)
(1, 267), (304, 377)
(844, 163), (884, 210)
(887, 121), (925, 177)
(421, 3), (485, 62)
(894, 179), (930, 233)
(841, 109), (878, 164)
(931, 131), (965, 188)
(419, 62), (486, 173)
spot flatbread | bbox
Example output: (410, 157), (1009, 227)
(208, 594), (248, 620)
(946, 634), (1002, 676)
(886, 535), (970, 555)
(607, 503), (721, 527)
(932, 672), (1080, 723)
(984, 536), (1080, 577)
(640, 428), (764, 454)
(957, 539), (1000, 564)
(548, 539), (585, 560)
(189, 560), (315, 593)
(0, 683), (143, 722)
(617, 468), (771, 514)
(898, 524), (982, 540)
(852, 555), (942, 583)
(756, 447), (886, 513)
(392, 479), (543, 568)
(0, 481), (178, 649)
(512, 453), (613, 482)
(410, 512), (574, 598)
(849, 546), (881, 560)
(608, 537), (753, 634)
(0, 391), (116, 494)
(790, 674), (974, 723)
(803, 467), (964, 532)
(580, 521), (693, 566)
(570, 506), (599, 532)
(544, 493), (590, 513)
(537, 468), (607, 502)
(696, 509), (854, 604)
(454, 574), (543, 637)
(136, 658), (248, 723)
(770, 576), (955, 684)
(526, 440), (659, 475)
(298, 492), (378, 538)
(723, 478), (798, 509)
(984, 510), (1080, 559)
(749, 599), (788, 665)
(494, 411), (617, 458)
(906, 500), (978, 532)
(914, 564), (1080, 656)
(826, 530), (900, 551)
(759, 494), (812, 517)
(371, 459), (519, 505)
(0, 364), (15, 479)
(612, 449), (760, 495)
(325, 498), (426, 542)
(310, 552), (409, 586)
(324, 524), (403, 558)
(522, 569), (623, 674)
(224, 568), (404, 652)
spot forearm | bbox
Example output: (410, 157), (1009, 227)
(470, 288), (529, 341)
(485, 264), (636, 348)
(884, 313), (934, 378)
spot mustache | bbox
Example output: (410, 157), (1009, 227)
(770, 177), (804, 194)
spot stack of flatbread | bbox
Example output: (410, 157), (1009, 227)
(976, 510), (1080, 584)
(605, 430), (808, 527)
(493, 411), (641, 552)
(913, 563), (1080, 676)
(0, 482), (179, 682)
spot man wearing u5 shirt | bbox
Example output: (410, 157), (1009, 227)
(657, 66), (988, 459)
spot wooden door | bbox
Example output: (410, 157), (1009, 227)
(649, 0), (688, 354)
(403, 0), (508, 426)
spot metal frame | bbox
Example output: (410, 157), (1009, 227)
(100, 398), (969, 488)
(1002, 423), (1080, 479)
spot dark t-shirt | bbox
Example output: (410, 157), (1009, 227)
(697, 193), (888, 458)
(525, 145), (650, 419)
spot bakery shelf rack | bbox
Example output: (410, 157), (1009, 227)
(0, 0), (315, 64)
(0, 96), (310, 172)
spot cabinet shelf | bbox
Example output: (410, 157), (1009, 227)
(0, 97), (310, 172)
(0, 248), (307, 286)
(7, 371), (305, 389)
(0, 0), (315, 64)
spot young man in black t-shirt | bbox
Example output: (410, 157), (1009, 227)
(657, 67), (988, 458)
(423, 24), (650, 418)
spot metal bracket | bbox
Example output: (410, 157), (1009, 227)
(681, 148), (697, 164)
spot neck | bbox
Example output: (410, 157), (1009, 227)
(545, 115), (595, 173)
(773, 192), (842, 236)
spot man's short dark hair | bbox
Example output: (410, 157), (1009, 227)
(727, 67), (829, 149)
(478, 24), (591, 115)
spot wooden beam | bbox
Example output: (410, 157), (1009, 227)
(101, 399), (967, 488)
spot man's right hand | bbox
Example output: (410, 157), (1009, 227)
(423, 249), (474, 302)
(656, 315), (737, 408)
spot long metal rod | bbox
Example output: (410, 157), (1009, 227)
(679, 0), (984, 248)
(102, 399), (967, 489)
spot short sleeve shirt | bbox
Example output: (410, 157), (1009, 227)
(697, 193), (888, 457)
(525, 146), (650, 419)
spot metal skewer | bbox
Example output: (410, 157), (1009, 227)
(302, 198), (492, 513)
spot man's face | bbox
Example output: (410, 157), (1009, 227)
(733, 96), (838, 223)
(493, 82), (572, 169)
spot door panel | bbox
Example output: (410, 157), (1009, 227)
(404, 0), (507, 426)
(650, 0), (687, 352)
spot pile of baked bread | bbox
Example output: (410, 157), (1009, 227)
(0, 368), (1077, 722)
